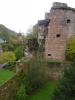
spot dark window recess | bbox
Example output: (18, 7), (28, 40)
(67, 19), (70, 23)
(48, 54), (51, 56)
(49, 19), (50, 23)
(56, 34), (60, 37)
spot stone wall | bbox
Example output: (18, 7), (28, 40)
(45, 9), (67, 61)
(65, 10), (75, 38)
(34, 2), (75, 61)
(45, 2), (75, 61)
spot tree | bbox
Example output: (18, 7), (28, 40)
(15, 46), (24, 60)
(27, 38), (38, 53)
(2, 43), (14, 51)
(0, 52), (16, 64)
(52, 60), (75, 100)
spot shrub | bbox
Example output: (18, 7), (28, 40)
(27, 38), (38, 53)
(15, 85), (28, 100)
(24, 57), (48, 94)
(15, 46), (24, 60)
(66, 36), (75, 60)
(2, 43), (14, 51)
(47, 61), (62, 68)
(52, 60), (75, 100)
(0, 51), (16, 64)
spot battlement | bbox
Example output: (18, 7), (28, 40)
(52, 2), (75, 11)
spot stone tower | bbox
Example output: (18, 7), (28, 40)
(34, 2), (75, 61)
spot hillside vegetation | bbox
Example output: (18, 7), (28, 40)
(0, 24), (17, 41)
(0, 24), (25, 64)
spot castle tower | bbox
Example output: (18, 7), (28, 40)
(45, 2), (75, 61)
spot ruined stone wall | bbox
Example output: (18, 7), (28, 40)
(65, 10), (75, 38)
(35, 2), (75, 61)
(45, 9), (67, 61)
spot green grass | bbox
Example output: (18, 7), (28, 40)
(29, 81), (57, 100)
(0, 70), (15, 86)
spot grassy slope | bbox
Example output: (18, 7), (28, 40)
(0, 70), (15, 86)
(29, 81), (57, 100)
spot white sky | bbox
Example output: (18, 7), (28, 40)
(0, 0), (74, 35)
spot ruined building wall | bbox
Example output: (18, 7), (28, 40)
(45, 9), (68, 61)
(35, 2), (75, 61)
(66, 10), (75, 38)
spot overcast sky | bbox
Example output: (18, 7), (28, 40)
(0, 0), (74, 35)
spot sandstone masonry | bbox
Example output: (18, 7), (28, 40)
(34, 2), (75, 61)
